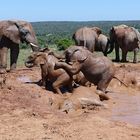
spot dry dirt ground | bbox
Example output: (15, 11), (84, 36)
(0, 63), (140, 140)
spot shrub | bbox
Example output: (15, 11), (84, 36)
(56, 38), (74, 50)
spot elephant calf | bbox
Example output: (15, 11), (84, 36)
(55, 46), (115, 94)
(25, 51), (73, 95)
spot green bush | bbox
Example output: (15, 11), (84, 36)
(56, 38), (74, 50)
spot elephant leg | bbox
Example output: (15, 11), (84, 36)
(0, 47), (8, 74)
(133, 48), (139, 63)
(121, 49), (128, 62)
(115, 43), (120, 62)
(10, 44), (19, 71)
(52, 73), (71, 95)
(55, 61), (81, 75)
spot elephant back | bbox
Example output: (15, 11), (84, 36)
(47, 54), (59, 67)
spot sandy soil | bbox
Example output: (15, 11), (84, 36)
(0, 63), (140, 140)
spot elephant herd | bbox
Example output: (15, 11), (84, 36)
(0, 20), (140, 98)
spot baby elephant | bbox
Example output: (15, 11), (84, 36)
(25, 51), (73, 95)
(55, 45), (115, 94)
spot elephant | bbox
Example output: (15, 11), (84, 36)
(55, 45), (115, 95)
(95, 34), (110, 56)
(72, 26), (100, 52)
(109, 24), (140, 63)
(0, 20), (39, 74)
(72, 26), (110, 56)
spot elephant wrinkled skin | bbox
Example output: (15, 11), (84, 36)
(55, 46), (115, 93)
(109, 24), (140, 63)
(0, 20), (39, 73)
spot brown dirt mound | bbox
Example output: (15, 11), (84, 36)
(0, 64), (140, 139)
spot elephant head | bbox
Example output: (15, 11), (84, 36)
(3, 20), (39, 51)
(0, 20), (40, 73)
(65, 46), (88, 63)
(25, 52), (47, 68)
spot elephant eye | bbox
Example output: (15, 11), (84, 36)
(21, 29), (30, 36)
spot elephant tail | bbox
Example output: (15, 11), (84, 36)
(113, 76), (128, 87)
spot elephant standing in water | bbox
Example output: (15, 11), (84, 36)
(0, 20), (39, 73)
(109, 24), (140, 63)
(55, 45), (115, 95)
(72, 26), (110, 56)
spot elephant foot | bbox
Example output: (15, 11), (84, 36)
(9, 69), (17, 73)
(120, 59), (128, 63)
(133, 60), (137, 63)
(0, 68), (7, 74)
(112, 59), (120, 62)
(96, 90), (110, 101)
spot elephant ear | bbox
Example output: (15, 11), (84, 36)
(5, 23), (21, 44)
(73, 48), (88, 62)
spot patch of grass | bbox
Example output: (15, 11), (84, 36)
(108, 50), (140, 62)
(7, 49), (32, 68)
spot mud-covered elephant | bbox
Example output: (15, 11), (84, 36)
(55, 45), (115, 94)
(72, 27), (100, 52)
(25, 48), (90, 94)
(0, 20), (39, 73)
(109, 24), (140, 63)
(25, 50), (73, 94)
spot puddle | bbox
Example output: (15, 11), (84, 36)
(110, 91), (140, 126)
(17, 76), (32, 83)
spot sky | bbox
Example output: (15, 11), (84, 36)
(0, 0), (140, 22)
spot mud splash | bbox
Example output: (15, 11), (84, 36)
(110, 91), (140, 126)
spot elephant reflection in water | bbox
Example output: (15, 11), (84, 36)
(0, 20), (40, 74)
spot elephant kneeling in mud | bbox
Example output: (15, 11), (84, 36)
(25, 51), (73, 95)
(0, 20), (39, 74)
(55, 46), (115, 97)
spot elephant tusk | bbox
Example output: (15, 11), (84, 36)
(30, 43), (39, 48)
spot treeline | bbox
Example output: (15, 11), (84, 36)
(28, 20), (140, 50)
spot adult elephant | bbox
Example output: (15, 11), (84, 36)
(72, 26), (110, 56)
(0, 20), (39, 73)
(72, 27), (100, 52)
(108, 24), (140, 63)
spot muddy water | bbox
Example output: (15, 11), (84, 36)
(17, 76), (32, 83)
(110, 91), (140, 126)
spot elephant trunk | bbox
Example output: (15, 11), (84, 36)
(106, 40), (114, 54)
